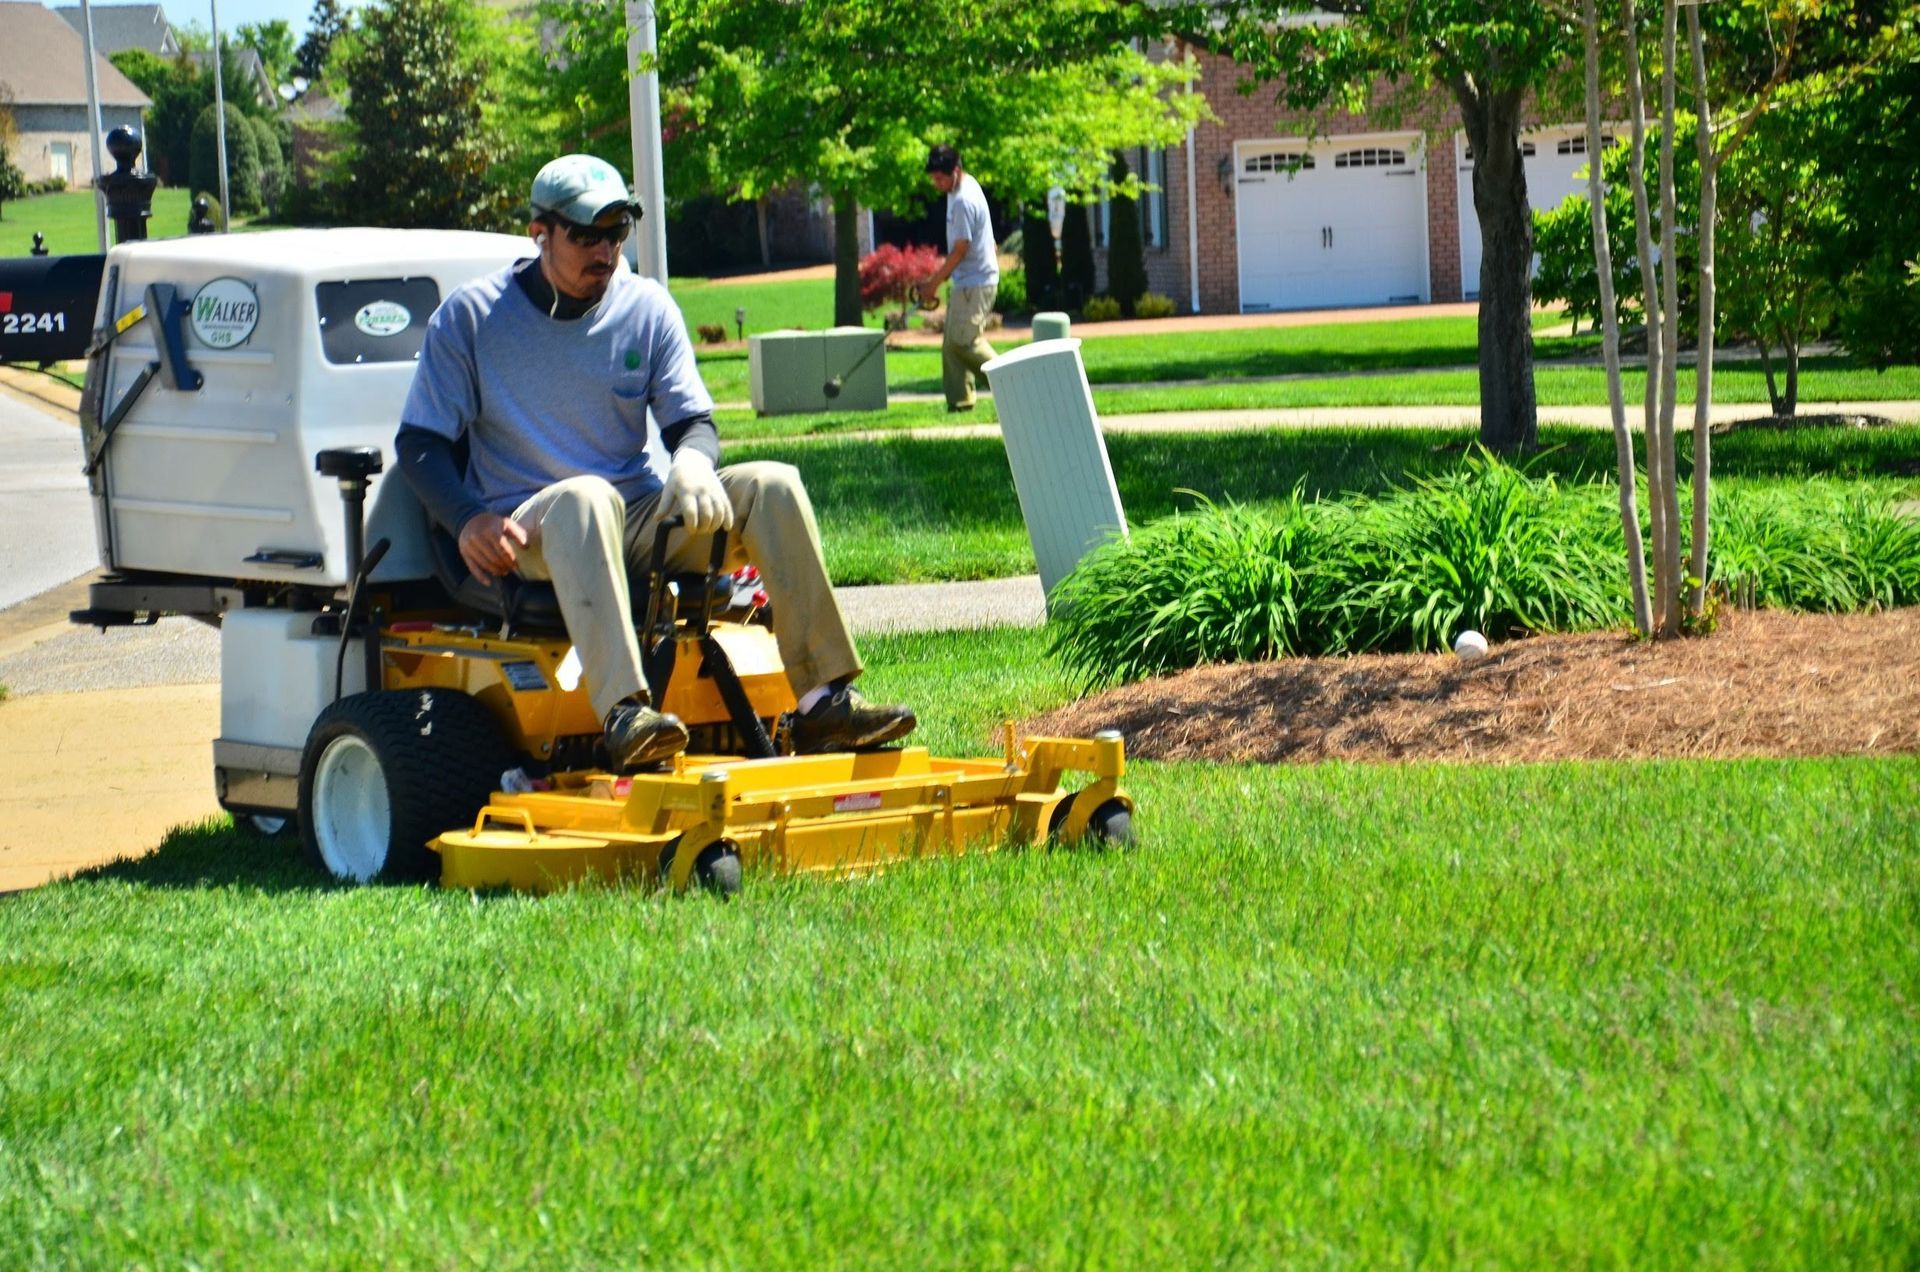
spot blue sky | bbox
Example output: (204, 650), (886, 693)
(55, 0), (360, 43)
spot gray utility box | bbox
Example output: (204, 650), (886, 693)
(748, 327), (887, 414)
(981, 337), (1128, 604)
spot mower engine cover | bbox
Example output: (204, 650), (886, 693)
(81, 229), (534, 590)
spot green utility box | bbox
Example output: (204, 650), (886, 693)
(1030, 311), (1072, 342)
(748, 327), (887, 414)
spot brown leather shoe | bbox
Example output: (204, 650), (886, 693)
(788, 686), (917, 753)
(603, 698), (689, 770)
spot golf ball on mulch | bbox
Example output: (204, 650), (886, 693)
(1453, 630), (1489, 660)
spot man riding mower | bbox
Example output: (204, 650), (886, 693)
(28, 156), (1133, 896)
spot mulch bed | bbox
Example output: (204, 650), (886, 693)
(1022, 607), (1920, 765)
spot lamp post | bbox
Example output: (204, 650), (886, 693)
(624, 0), (669, 285)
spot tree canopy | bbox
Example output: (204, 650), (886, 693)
(340, 0), (506, 230)
(528, 0), (1205, 319)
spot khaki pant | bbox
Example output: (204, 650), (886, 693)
(942, 283), (998, 409)
(511, 462), (860, 719)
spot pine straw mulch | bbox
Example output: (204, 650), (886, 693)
(1022, 607), (1920, 765)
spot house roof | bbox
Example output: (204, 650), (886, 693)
(53, 2), (175, 57)
(188, 45), (277, 104)
(0, 2), (152, 107)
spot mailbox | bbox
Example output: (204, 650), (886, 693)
(0, 254), (106, 364)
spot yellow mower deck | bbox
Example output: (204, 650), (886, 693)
(431, 730), (1130, 893)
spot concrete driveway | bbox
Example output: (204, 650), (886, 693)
(0, 382), (97, 612)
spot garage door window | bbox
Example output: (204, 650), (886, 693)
(1556, 134), (1616, 155)
(1244, 151), (1313, 174)
(1334, 147), (1408, 168)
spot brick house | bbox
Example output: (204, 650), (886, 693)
(0, 1), (150, 187)
(1084, 41), (1599, 314)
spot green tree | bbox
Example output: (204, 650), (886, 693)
(112, 49), (205, 186)
(1531, 124), (1700, 340)
(248, 114), (289, 216)
(295, 0), (349, 83)
(1019, 205), (1057, 310)
(1826, 52), (1920, 367)
(1104, 154), (1148, 314)
(1717, 101), (1843, 416)
(237, 20), (297, 90)
(1059, 200), (1096, 308)
(1220, 1), (1585, 452)
(0, 89), (25, 219)
(532, 0), (1205, 325)
(191, 101), (263, 214)
(341, 0), (505, 230)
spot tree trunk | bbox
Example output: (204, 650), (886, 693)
(1584, 0), (1652, 636)
(1784, 342), (1800, 416)
(833, 188), (861, 328)
(1687, 3), (1716, 619)
(1760, 346), (1785, 415)
(1622, 0), (1675, 633)
(1653, 0), (1685, 635)
(1457, 85), (1539, 453)
(755, 195), (772, 269)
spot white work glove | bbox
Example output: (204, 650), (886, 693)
(658, 450), (733, 535)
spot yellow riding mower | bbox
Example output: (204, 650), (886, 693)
(48, 228), (1132, 894)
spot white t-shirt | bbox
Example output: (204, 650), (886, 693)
(946, 172), (999, 289)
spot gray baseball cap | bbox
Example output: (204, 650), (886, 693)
(530, 154), (641, 224)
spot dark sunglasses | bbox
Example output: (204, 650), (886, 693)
(554, 215), (634, 248)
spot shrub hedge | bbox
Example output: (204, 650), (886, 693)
(1049, 455), (1920, 686)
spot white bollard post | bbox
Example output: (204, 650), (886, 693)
(981, 337), (1127, 605)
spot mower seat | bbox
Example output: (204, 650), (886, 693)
(424, 520), (739, 636)
(425, 521), (568, 631)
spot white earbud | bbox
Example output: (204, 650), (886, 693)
(536, 233), (549, 246)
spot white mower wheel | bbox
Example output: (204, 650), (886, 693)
(296, 689), (514, 884)
(240, 813), (293, 838)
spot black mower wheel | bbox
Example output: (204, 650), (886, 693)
(1050, 794), (1136, 850)
(297, 688), (513, 884)
(1085, 799), (1135, 848)
(658, 838), (743, 898)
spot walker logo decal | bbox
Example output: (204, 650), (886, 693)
(188, 277), (259, 348)
(833, 792), (885, 813)
(353, 300), (412, 338)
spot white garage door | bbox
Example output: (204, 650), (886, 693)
(1235, 135), (1428, 312)
(1457, 126), (1613, 299)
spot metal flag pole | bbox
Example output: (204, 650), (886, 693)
(210, 0), (231, 229)
(77, 0), (110, 250)
(624, 0), (669, 285)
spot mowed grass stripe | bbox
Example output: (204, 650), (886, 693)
(1, 745), (1914, 1265)
(714, 359), (1920, 440)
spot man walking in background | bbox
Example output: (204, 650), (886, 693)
(916, 145), (999, 412)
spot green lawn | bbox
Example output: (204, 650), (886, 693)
(694, 311), (1587, 403)
(671, 274), (923, 340)
(0, 187), (219, 258)
(2, 622), (1914, 1266)
(742, 422), (1920, 584)
(708, 357), (1920, 441)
